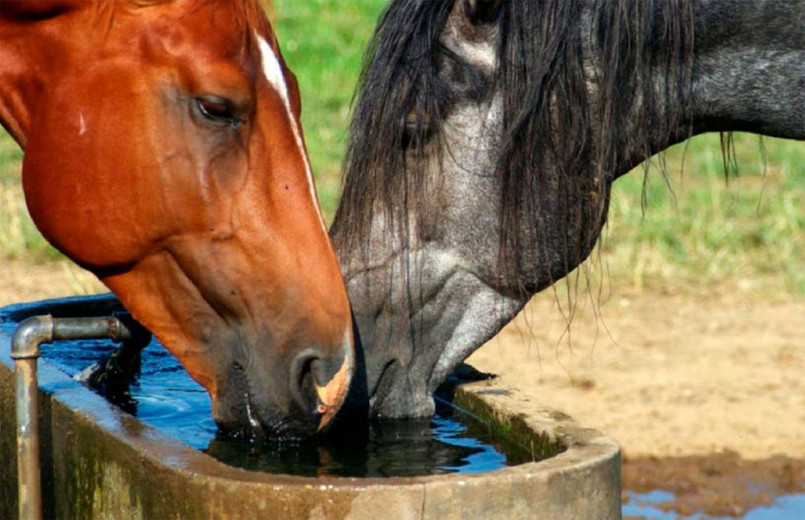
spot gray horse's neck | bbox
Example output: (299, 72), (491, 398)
(616, 0), (805, 173)
(688, 0), (805, 141)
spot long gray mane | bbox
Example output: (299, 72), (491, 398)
(331, 0), (695, 291)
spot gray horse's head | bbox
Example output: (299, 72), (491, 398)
(331, 0), (805, 419)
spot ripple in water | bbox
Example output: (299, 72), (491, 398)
(37, 337), (534, 477)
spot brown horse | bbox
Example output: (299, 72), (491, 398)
(0, 0), (353, 439)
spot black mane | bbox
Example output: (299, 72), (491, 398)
(332, 0), (694, 284)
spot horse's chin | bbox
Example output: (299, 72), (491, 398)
(366, 360), (436, 419)
(214, 423), (266, 443)
(212, 405), (321, 442)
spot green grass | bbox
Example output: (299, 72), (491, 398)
(1, 0), (803, 297)
(603, 134), (805, 296)
(0, 132), (58, 260)
(273, 0), (386, 218)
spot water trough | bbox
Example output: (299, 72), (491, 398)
(1, 295), (621, 519)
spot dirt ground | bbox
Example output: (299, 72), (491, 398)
(0, 259), (106, 306)
(470, 286), (805, 461)
(2, 259), (803, 517)
(466, 284), (805, 517)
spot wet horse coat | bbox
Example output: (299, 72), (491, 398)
(0, 0), (353, 438)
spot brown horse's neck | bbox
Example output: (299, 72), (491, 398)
(0, 4), (89, 148)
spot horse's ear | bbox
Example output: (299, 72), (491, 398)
(463, 0), (502, 24)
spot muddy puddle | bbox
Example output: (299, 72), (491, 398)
(622, 451), (805, 518)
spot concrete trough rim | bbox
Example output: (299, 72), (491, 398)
(1, 295), (621, 519)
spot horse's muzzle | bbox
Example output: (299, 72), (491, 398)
(212, 332), (354, 440)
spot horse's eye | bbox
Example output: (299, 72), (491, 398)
(401, 114), (433, 150)
(195, 96), (241, 127)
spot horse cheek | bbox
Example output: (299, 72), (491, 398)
(20, 103), (158, 270)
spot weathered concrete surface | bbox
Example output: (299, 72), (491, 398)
(0, 296), (621, 520)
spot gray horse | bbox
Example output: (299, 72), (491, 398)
(330, 0), (804, 419)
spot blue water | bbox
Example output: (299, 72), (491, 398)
(27, 335), (529, 477)
(623, 490), (805, 519)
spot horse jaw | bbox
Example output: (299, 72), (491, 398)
(342, 242), (527, 418)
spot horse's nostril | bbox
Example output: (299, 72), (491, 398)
(300, 361), (317, 408)
(290, 350), (320, 413)
(289, 344), (353, 429)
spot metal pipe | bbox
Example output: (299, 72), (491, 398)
(11, 314), (140, 520)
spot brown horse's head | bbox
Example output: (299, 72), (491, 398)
(0, 0), (353, 438)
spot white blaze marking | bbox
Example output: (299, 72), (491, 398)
(78, 112), (87, 136)
(256, 34), (327, 233)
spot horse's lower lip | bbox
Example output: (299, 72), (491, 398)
(215, 419), (308, 442)
(215, 423), (263, 442)
(227, 405), (320, 441)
